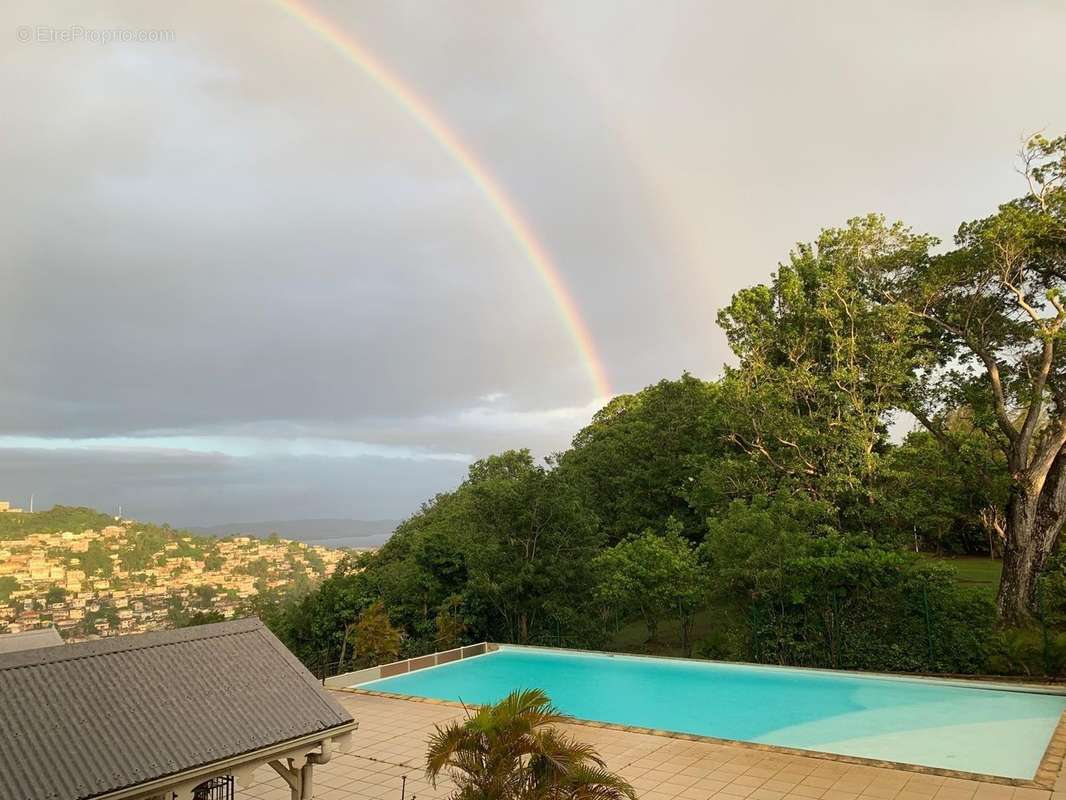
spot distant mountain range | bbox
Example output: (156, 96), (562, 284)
(188, 518), (400, 549)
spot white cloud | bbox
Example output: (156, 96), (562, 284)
(0, 435), (472, 463)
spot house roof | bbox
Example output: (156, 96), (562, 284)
(0, 617), (354, 800)
(0, 625), (63, 654)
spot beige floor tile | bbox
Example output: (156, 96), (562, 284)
(1012, 790), (1052, 800)
(749, 790), (787, 800)
(661, 781), (695, 796)
(733, 775), (769, 789)
(822, 791), (860, 800)
(897, 789), (939, 800)
(803, 777), (838, 790)
(863, 784), (903, 799)
(677, 786), (716, 800)
(790, 784), (827, 799)
(719, 785), (757, 799)
(764, 780), (802, 794)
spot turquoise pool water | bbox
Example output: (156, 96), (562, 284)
(359, 647), (1066, 779)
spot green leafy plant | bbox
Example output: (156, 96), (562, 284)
(426, 689), (636, 800)
(353, 599), (403, 667)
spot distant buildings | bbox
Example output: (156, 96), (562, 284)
(0, 521), (346, 640)
(0, 501), (24, 513)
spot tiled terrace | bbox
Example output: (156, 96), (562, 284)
(241, 692), (1060, 800)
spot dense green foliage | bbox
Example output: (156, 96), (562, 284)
(0, 577), (19, 602)
(351, 600), (403, 667)
(701, 497), (995, 672)
(594, 520), (706, 653)
(259, 375), (1011, 675)
(251, 135), (1066, 678)
(554, 375), (723, 544)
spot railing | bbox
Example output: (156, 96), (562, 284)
(191, 776), (233, 800)
(310, 656), (349, 684)
(322, 643), (493, 688)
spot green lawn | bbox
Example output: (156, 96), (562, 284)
(607, 606), (730, 659)
(930, 555), (1002, 595)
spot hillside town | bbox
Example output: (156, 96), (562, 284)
(0, 508), (346, 640)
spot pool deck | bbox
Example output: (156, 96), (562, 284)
(240, 691), (1066, 800)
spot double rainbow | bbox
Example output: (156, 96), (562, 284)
(273, 1), (612, 400)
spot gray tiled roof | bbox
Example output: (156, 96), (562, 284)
(0, 617), (354, 800)
(0, 625), (62, 654)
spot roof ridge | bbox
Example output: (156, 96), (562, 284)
(0, 617), (265, 672)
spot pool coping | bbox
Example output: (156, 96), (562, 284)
(335, 643), (1066, 789)
(503, 643), (1066, 696)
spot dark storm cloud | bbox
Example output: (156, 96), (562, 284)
(0, 447), (467, 526)
(2, 0), (1064, 523)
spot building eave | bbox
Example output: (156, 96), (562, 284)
(93, 720), (359, 800)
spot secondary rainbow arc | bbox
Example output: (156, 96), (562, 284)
(273, 0), (612, 399)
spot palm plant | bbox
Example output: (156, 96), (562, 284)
(425, 689), (637, 800)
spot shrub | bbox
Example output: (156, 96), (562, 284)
(702, 503), (996, 673)
(354, 600), (403, 667)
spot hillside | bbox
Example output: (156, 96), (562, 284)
(0, 506), (117, 540)
(0, 506), (346, 640)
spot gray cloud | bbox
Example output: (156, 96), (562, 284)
(2, 0), (1064, 524)
(0, 447), (467, 526)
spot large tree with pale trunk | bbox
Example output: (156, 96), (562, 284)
(884, 134), (1066, 622)
(718, 134), (1066, 622)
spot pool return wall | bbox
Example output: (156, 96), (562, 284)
(326, 642), (1066, 790)
(324, 642), (497, 688)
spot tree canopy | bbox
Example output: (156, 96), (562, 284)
(254, 134), (1066, 679)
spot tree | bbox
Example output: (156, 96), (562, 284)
(556, 375), (723, 543)
(193, 584), (218, 607)
(81, 540), (115, 577)
(353, 600), (402, 667)
(0, 577), (18, 602)
(435, 594), (467, 650)
(119, 528), (167, 571)
(45, 585), (67, 605)
(876, 134), (1066, 620)
(244, 554), (375, 669)
(425, 688), (635, 800)
(700, 494), (838, 605)
(873, 427), (1008, 554)
(265, 449), (603, 660)
(715, 216), (933, 509)
(463, 451), (602, 645)
(593, 520), (707, 653)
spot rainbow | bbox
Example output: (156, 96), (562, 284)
(272, 0), (612, 399)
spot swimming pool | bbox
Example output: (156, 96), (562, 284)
(356, 646), (1066, 780)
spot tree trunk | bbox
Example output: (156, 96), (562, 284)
(997, 451), (1066, 622)
(680, 611), (693, 657)
(518, 612), (528, 644)
(997, 491), (1040, 623)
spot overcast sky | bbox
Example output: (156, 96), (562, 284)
(2, 1), (1065, 526)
